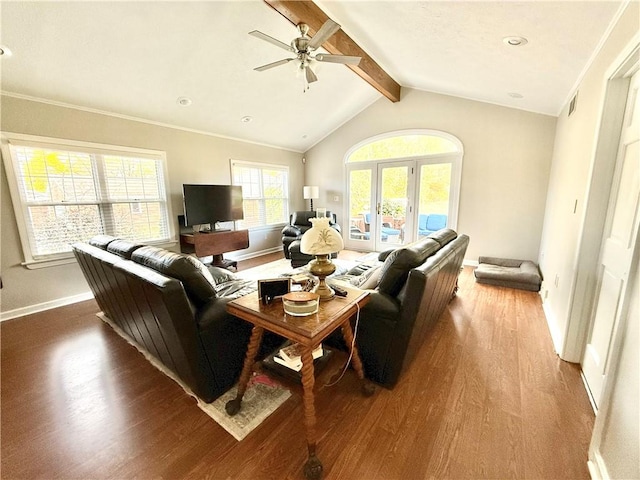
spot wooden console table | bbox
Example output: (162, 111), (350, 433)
(179, 229), (249, 269)
(225, 286), (374, 479)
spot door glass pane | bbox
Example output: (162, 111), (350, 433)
(348, 169), (371, 241)
(379, 166), (407, 246)
(416, 163), (451, 238)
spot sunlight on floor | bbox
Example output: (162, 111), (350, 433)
(49, 331), (129, 455)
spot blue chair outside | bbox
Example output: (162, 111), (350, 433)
(363, 213), (400, 241)
(417, 214), (447, 236)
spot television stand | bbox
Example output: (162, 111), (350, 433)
(179, 229), (249, 270)
(210, 255), (237, 270)
(198, 228), (231, 233)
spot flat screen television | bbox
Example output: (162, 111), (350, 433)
(182, 184), (244, 228)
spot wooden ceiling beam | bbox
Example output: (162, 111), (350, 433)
(263, 0), (401, 102)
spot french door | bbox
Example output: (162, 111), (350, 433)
(345, 155), (460, 252)
(373, 161), (414, 251)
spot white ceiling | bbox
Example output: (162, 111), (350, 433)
(0, 1), (624, 152)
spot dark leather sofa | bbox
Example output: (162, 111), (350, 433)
(281, 210), (341, 259)
(328, 229), (469, 388)
(72, 235), (280, 402)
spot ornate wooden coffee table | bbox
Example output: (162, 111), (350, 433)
(225, 285), (374, 479)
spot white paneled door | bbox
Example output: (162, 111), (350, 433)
(582, 71), (640, 407)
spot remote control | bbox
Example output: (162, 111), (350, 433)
(331, 285), (348, 297)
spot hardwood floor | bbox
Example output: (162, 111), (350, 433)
(1, 257), (594, 479)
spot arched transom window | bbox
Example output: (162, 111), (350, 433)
(347, 133), (460, 163)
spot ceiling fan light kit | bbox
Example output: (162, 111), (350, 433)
(250, 19), (361, 92)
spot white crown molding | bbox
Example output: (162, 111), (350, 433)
(0, 91), (304, 154)
(557, 0), (633, 116)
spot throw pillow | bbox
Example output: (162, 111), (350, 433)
(207, 265), (237, 284)
(360, 265), (382, 290)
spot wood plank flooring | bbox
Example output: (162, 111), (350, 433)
(1, 257), (594, 479)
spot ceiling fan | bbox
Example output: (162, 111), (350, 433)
(249, 19), (361, 90)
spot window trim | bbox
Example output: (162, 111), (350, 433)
(230, 159), (290, 230)
(1, 132), (175, 268)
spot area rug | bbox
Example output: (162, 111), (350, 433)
(98, 313), (291, 441)
(236, 257), (361, 282)
(236, 258), (293, 281)
(202, 373), (291, 440)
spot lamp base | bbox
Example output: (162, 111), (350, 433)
(308, 254), (336, 301)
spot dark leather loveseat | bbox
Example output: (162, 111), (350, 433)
(73, 235), (280, 402)
(281, 211), (341, 259)
(328, 229), (469, 388)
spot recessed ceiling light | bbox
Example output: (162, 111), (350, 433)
(176, 96), (192, 107)
(241, 116), (253, 123)
(503, 36), (528, 47)
(508, 92), (524, 98)
(0, 45), (13, 57)
(302, 134), (308, 139)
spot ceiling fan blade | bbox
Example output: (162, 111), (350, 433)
(254, 58), (295, 72)
(308, 19), (341, 50)
(315, 54), (361, 65)
(305, 65), (318, 83)
(249, 30), (293, 52)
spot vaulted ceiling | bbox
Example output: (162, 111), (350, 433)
(0, 1), (623, 152)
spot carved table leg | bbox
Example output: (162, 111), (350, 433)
(301, 347), (323, 480)
(225, 326), (264, 416)
(341, 321), (376, 397)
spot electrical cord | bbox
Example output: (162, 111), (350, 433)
(324, 300), (361, 387)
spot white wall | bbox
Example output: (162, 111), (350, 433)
(537, 2), (639, 359)
(303, 87), (557, 263)
(0, 95), (304, 316)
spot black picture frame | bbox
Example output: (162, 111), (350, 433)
(258, 278), (291, 304)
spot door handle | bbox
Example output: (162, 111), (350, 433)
(377, 203), (381, 215)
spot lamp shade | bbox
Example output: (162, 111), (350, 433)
(303, 186), (319, 200)
(300, 217), (344, 255)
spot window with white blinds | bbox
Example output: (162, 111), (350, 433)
(231, 160), (289, 228)
(2, 133), (172, 266)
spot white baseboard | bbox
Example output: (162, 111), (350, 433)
(226, 246), (282, 262)
(463, 259), (479, 267)
(542, 300), (564, 355)
(1, 291), (95, 322)
(581, 370), (598, 414)
(588, 450), (609, 480)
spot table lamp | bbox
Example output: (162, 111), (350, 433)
(300, 216), (344, 300)
(303, 186), (319, 211)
